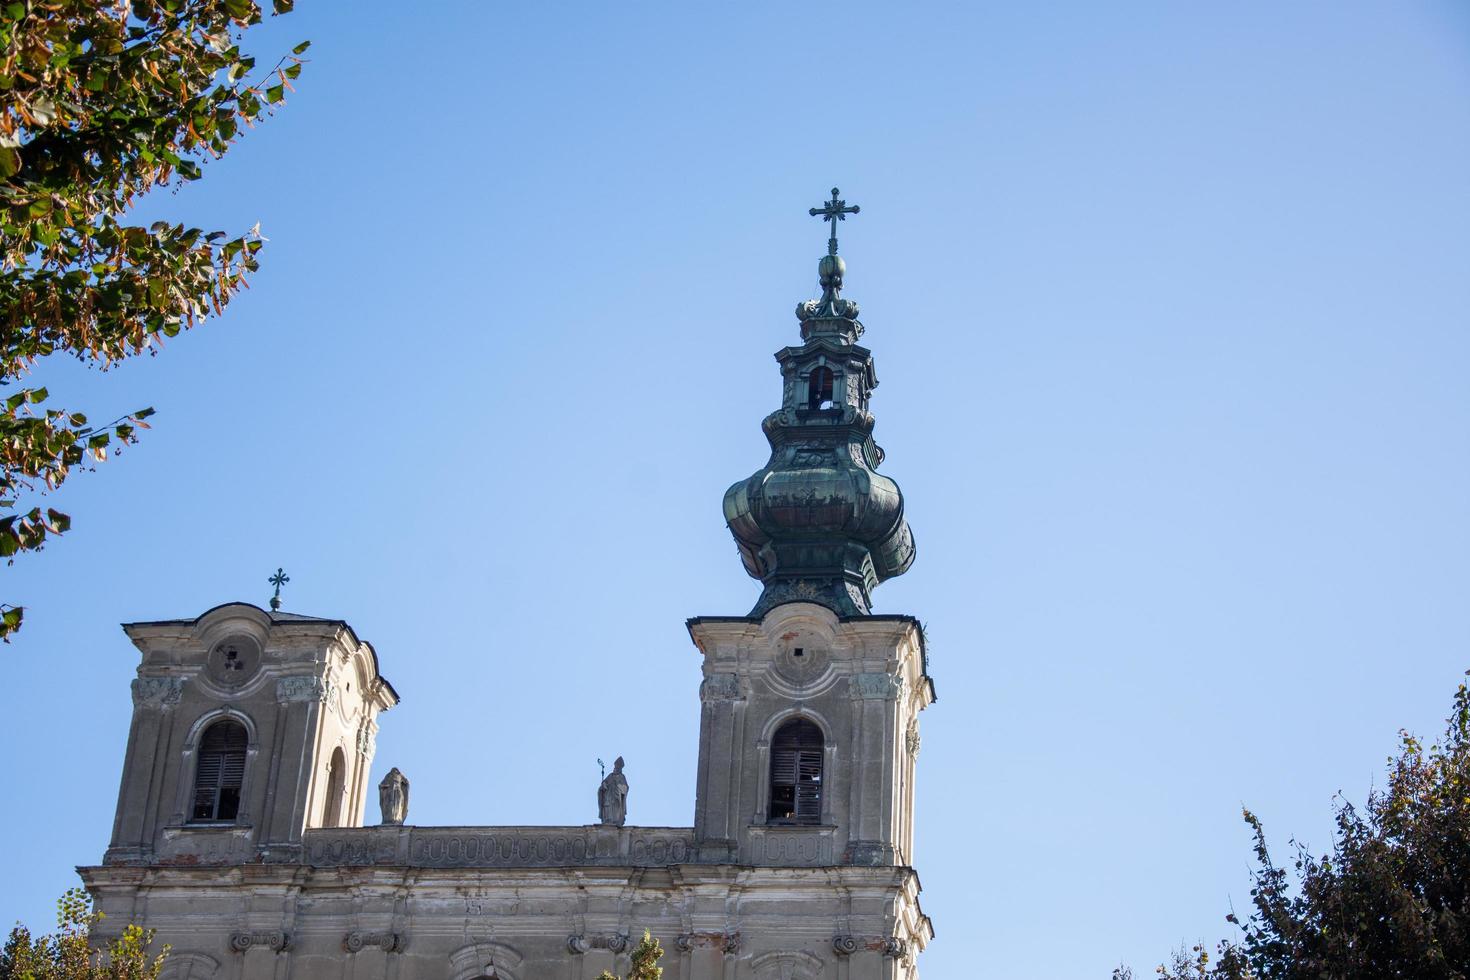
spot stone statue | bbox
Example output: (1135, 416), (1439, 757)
(378, 767), (409, 825)
(597, 757), (628, 827)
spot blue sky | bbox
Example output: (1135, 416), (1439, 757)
(2, 3), (1468, 977)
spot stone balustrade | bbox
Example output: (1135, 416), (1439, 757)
(302, 825), (697, 868)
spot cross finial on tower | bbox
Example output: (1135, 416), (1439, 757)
(808, 187), (860, 256)
(268, 567), (290, 612)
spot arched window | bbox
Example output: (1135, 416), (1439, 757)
(807, 366), (835, 410)
(769, 718), (824, 824)
(191, 719), (247, 822)
(323, 747), (346, 828)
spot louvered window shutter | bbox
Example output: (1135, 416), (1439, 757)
(192, 720), (247, 821)
(768, 719), (824, 825)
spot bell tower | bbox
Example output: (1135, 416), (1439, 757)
(104, 601), (398, 867)
(723, 187), (915, 617)
(692, 190), (935, 967)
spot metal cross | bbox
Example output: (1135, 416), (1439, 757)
(809, 187), (860, 256)
(268, 567), (289, 611)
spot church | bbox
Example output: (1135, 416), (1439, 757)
(80, 190), (937, 980)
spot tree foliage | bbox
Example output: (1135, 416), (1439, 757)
(1120, 677), (1470, 979)
(1, 888), (167, 979)
(596, 931), (663, 980)
(0, 0), (306, 638)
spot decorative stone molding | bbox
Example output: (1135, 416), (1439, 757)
(131, 677), (184, 709)
(774, 643), (830, 686)
(675, 931), (740, 954)
(448, 940), (522, 980)
(156, 951), (219, 980)
(567, 933), (629, 955)
(355, 723), (375, 757)
(905, 717), (921, 757)
(850, 672), (902, 700)
(343, 931), (403, 953)
(229, 931), (290, 953)
(305, 826), (696, 868)
(832, 935), (907, 957)
(275, 676), (325, 703)
(747, 824), (836, 866)
(751, 949), (825, 978)
(699, 673), (743, 702)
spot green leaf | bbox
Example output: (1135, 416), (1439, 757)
(292, 40), (312, 54)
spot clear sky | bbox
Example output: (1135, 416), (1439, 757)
(2, 3), (1468, 977)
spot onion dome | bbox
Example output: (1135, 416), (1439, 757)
(723, 189), (916, 617)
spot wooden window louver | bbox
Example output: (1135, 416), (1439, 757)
(769, 718), (824, 824)
(192, 720), (247, 822)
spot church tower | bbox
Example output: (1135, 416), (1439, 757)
(80, 191), (933, 980)
(691, 188), (936, 963)
(104, 601), (398, 868)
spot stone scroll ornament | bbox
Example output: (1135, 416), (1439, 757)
(378, 767), (409, 825)
(229, 931), (290, 953)
(344, 931), (403, 953)
(832, 935), (907, 957)
(568, 934), (629, 954)
(676, 932), (741, 954)
(597, 756), (628, 827)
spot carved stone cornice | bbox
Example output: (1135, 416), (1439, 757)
(343, 931), (402, 953)
(833, 935), (907, 957)
(131, 676), (184, 709)
(675, 931), (740, 954)
(567, 933), (628, 955)
(851, 672), (902, 700)
(229, 931), (290, 953)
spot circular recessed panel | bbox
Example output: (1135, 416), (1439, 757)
(774, 642), (829, 686)
(206, 636), (261, 688)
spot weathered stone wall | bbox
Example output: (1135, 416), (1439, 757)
(81, 860), (926, 980)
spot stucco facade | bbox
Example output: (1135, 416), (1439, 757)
(81, 601), (934, 980)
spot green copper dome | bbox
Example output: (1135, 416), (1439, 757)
(723, 191), (916, 617)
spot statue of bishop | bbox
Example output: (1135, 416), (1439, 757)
(597, 757), (628, 827)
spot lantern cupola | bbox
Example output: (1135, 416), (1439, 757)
(723, 189), (916, 616)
